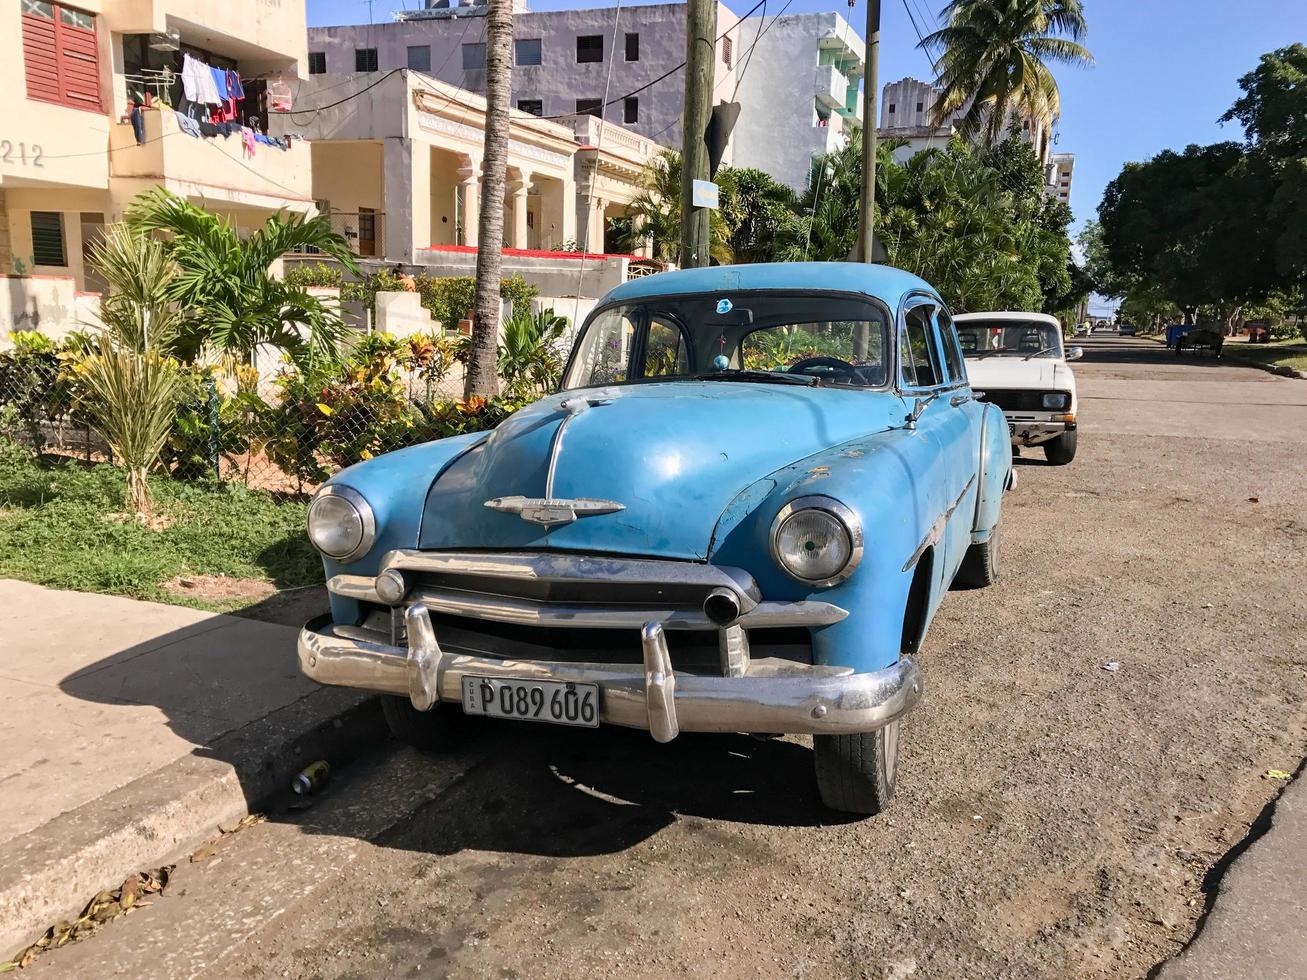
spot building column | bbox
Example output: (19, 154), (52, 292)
(383, 138), (417, 262)
(456, 154), (481, 247)
(506, 168), (531, 249)
(560, 177), (577, 248)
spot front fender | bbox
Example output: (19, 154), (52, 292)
(708, 420), (946, 673)
(319, 432), (487, 622)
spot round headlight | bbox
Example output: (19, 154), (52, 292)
(307, 486), (376, 562)
(770, 496), (863, 587)
(1042, 391), (1070, 410)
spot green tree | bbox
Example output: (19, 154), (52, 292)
(1098, 143), (1277, 324)
(1221, 44), (1307, 160)
(125, 189), (359, 367)
(923, 0), (1093, 145)
(80, 224), (186, 517)
(780, 129), (1073, 312)
(717, 168), (798, 264)
(622, 151), (733, 263)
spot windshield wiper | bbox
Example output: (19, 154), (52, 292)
(972, 347), (1014, 359)
(1023, 346), (1061, 361)
(694, 369), (817, 386)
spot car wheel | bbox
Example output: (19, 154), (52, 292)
(381, 695), (465, 751)
(814, 721), (900, 815)
(1044, 429), (1078, 465)
(956, 517), (1000, 588)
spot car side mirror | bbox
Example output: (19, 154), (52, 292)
(1066, 346), (1083, 361)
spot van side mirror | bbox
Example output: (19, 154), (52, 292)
(1066, 346), (1083, 361)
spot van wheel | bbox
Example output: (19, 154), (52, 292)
(1044, 429), (1078, 465)
(381, 696), (464, 751)
(956, 519), (1000, 588)
(814, 722), (900, 815)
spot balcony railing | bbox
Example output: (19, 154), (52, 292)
(109, 108), (312, 205)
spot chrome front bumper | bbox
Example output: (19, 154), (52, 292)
(299, 604), (922, 741)
(1006, 418), (1068, 446)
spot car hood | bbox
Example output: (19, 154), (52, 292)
(418, 381), (904, 560)
(965, 356), (1075, 393)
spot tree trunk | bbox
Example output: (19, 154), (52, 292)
(464, 0), (512, 399)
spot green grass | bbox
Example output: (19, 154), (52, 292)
(0, 439), (322, 609)
(1223, 338), (1307, 374)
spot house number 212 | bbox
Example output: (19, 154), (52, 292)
(0, 141), (44, 167)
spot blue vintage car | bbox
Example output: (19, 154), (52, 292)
(299, 262), (1013, 814)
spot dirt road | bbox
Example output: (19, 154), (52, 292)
(32, 337), (1307, 980)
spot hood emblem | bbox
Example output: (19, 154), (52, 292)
(484, 496), (626, 528)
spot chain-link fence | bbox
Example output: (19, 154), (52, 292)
(0, 331), (540, 497)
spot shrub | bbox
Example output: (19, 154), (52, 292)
(284, 262), (346, 289)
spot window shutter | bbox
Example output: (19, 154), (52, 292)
(58, 11), (101, 112)
(22, 9), (61, 104)
(22, 2), (100, 112)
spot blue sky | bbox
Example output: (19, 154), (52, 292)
(309, 0), (1307, 314)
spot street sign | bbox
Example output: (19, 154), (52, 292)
(691, 179), (719, 210)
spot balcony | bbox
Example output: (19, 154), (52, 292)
(815, 64), (848, 112)
(106, 0), (306, 66)
(109, 109), (312, 209)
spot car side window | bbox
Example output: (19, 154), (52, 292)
(643, 318), (690, 377)
(900, 304), (943, 388)
(935, 310), (968, 386)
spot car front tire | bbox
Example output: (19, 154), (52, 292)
(1044, 429), (1078, 465)
(814, 721), (900, 815)
(381, 695), (465, 751)
(956, 518), (1001, 588)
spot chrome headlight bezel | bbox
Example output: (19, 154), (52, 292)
(307, 485), (376, 563)
(769, 495), (864, 588)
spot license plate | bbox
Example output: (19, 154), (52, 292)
(461, 676), (600, 728)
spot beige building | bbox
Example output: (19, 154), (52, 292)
(1, 0), (314, 331)
(275, 70), (660, 264)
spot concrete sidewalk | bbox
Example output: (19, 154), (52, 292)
(1158, 769), (1307, 980)
(0, 579), (383, 958)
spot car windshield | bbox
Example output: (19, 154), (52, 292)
(563, 293), (890, 390)
(957, 320), (1064, 359)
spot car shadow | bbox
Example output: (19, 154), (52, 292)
(59, 605), (849, 867)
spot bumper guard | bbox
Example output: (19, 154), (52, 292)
(299, 604), (921, 742)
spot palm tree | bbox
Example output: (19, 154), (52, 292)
(465, 0), (513, 399)
(922, 0), (1092, 146)
(80, 224), (186, 517)
(720, 168), (797, 263)
(125, 189), (358, 368)
(623, 151), (733, 264)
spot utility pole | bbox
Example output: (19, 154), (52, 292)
(679, 0), (714, 268)
(857, 0), (881, 263)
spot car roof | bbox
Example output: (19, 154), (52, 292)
(953, 311), (1061, 326)
(601, 262), (939, 310)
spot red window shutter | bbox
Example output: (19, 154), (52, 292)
(59, 21), (101, 112)
(22, 3), (100, 113)
(22, 13), (61, 105)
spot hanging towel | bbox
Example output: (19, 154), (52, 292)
(180, 53), (203, 102)
(186, 54), (222, 105)
(241, 126), (256, 158)
(174, 110), (201, 138)
(210, 66), (230, 102)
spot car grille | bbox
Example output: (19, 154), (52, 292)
(979, 389), (1048, 413)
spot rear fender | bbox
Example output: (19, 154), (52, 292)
(971, 402), (1012, 538)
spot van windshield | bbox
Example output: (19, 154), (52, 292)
(563, 293), (891, 390)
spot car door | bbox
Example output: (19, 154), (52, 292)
(899, 298), (959, 601)
(932, 305), (984, 580)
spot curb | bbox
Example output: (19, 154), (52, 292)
(0, 685), (386, 959)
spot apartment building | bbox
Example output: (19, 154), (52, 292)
(1048, 151), (1073, 205)
(1, 0), (314, 333)
(274, 69), (660, 263)
(877, 76), (1058, 170)
(307, 0), (739, 155)
(731, 11), (864, 193)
